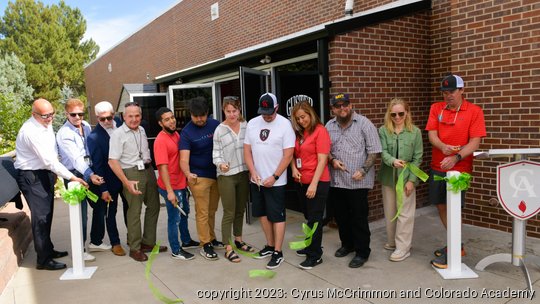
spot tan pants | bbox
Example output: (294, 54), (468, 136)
(188, 177), (220, 244)
(382, 184), (416, 252)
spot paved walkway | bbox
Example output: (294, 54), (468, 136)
(1, 197), (539, 304)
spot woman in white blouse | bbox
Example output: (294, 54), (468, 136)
(212, 96), (254, 262)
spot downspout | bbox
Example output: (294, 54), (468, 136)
(345, 0), (354, 16)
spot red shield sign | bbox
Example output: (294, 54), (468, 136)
(497, 160), (540, 220)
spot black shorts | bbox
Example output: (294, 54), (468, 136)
(250, 183), (286, 222)
(428, 169), (466, 207)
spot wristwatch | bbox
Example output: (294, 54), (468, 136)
(273, 174), (280, 180)
(455, 154), (462, 162)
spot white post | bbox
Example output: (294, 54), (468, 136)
(60, 182), (97, 280)
(434, 171), (478, 279)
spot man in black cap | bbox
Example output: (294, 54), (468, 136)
(325, 93), (382, 268)
(244, 93), (295, 269)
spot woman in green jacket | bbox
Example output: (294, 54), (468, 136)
(378, 98), (423, 262)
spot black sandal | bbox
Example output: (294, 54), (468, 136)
(235, 240), (255, 252)
(225, 250), (241, 263)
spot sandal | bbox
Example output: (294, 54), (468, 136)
(235, 240), (255, 252)
(225, 250), (241, 263)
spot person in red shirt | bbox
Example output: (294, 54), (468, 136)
(290, 100), (331, 270)
(425, 74), (486, 269)
(154, 107), (199, 261)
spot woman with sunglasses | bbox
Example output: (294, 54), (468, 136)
(378, 98), (423, 262)
(290, 100), (331, 269)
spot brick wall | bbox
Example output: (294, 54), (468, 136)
(429, 0), (540, 237)
(329, 12), (432, 221)
(85, 0), (369, 113)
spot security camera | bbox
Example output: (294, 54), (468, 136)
(260, 55), (271, 64)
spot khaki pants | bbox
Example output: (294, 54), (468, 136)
(382, 184), (416, 252)
(123, 166), (160, 251)
(188, 177), (220, 244)
(218, 171), (249, 245)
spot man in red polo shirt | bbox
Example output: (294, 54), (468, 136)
(425, 74), (486, 269)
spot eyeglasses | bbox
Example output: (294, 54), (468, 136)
(69, 112), (85, 118)
(125, 102), (140, 108)
(332, 101), (350, 109)
(438, 105), (461, 125)
(390, 112), (405, 118)
(34, 112), (55, 119)
(98, 116), (114, 122)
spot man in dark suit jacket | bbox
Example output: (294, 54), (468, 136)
(87, 101), (128, 256)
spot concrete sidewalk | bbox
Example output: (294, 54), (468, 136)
(1, 197), (539, 304)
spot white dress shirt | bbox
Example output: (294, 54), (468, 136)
(14, 116), (74, 180)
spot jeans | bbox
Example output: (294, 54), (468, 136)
(158, 187), (193, 254)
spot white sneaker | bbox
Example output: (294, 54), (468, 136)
(89, 242), (112, 252)
(389, 249), (410, 262)
(84, 252), (96, 262)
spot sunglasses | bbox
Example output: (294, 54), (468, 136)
(332, 101), (350, 109)
(98, 116), (114, 122)
(438, 104), (461, 125)
(390, 112), (405, 118)
(69, 112), (85, 118)
(34, 112), (55, 119)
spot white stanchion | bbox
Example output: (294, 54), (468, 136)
(60, 182), (97, 280)
(434, 171), (478, 279)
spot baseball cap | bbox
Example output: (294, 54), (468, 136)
(257, 93), (278, 115)
(330, 93), (349, 106)
(440, 74), (464, 91)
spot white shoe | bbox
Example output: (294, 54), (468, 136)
(89, 243), (112, 252)
(84, 252), (96, 262)
(389, 249), (410, 262)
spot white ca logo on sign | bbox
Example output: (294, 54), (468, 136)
(497, 160), (540, 220)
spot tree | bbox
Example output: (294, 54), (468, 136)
(0, 0), (99, 102)
(0, 52), (33, 154)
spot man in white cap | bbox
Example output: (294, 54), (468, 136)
(426, 74), (486, 269)
(244, 93), (295, 269)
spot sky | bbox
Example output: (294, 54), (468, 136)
(0, 0), (181, 57)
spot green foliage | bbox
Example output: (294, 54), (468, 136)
(0, 94), (31, 154)
(0, 52), (33, 154)
(0, 0), (99, 102)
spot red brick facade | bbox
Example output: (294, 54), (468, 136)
(85, 0), (540, 236)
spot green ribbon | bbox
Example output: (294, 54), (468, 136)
(392, 163), (429, 222)
(249, 270), (276, 278)
(61, 184), (98, 205)
(288, 222), (319, 250)
(229, 239), (258, 258)
(145, 242), (183, 303)
(434, 172), (471, 194)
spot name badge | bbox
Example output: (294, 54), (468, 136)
(136, 160), (145, 170)
(296, 158), (302, 168)
(84, 156), (92, 167)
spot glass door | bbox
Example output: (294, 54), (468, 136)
(239, 67), (270, 121)
(167, 83), (216, 132)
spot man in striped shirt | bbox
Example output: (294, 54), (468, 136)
(325, 93), (382, 269)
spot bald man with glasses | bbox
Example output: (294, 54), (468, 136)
(15, 98), (88, 270)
